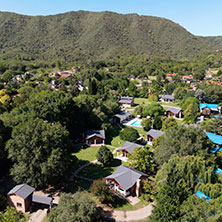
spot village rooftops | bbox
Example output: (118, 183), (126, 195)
(166, 107), (182, 115)
(117, 141), (144, 154)
(200, 103), (219, 110)
(159, 95), (174, 100)
(8, 184), (35, 199)
(119, 96), (134, 104)
(85, 130), (105, 140)
(206, 132), (222, 146)
(146, 129), (165, 139)
(106, 165), (148, 190)
(114, 111), (132, 122)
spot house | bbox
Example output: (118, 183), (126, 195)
(105, 165), (148, 197)
(119, 96), (134, 107)
(200, 103), (220, 117)
(206, 132), (222, 153)
(7, 184), (52, 213)
(146, 129), (165, 145)
(166, 73), (177, 78)
(166, 107), (182, 118)
(85, 130), (105, 146)
(117, 141), (144, 157)
(182, 75), (193, 82)
(159, 95), (175, 103)
(112, 111), (133, 124)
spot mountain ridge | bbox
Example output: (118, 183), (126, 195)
(0, 10), (220, 62)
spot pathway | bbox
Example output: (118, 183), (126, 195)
(101, 203), (155, 222)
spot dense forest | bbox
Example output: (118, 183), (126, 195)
(0, 10), (220, 62)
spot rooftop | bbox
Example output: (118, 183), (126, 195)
(146, 129), (165, 139)
(8, 184), (35, 199)
(159, 95), (174, 100)
(114, 111), (132, 121)
(117, 141), (143, 154)
(85, 130), (105, 140)
(166, 107), (181, 114)
(200, 103), (218, 110)
(206, 132), (222, 145)
(106, 165), (148, 190)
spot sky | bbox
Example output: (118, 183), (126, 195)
(0, 0), (221, 36)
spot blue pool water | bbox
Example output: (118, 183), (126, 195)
(130, 119), (142, 127)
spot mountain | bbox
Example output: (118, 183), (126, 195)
(0, 10), (217, 61)
(202, 36), (222, 50)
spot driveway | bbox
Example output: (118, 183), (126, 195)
(101, 203), (154, 221)
(29, 209), (47, 222)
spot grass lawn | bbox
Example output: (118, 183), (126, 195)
(73, 145), (114, 162)
(106, 125), (125, 147)
(133, 126), (147, 135)
(160, 102), (181, 107)
(78, 158), (122, 180)
(110, 135), (125, 147)
(134, 98), (151, 106)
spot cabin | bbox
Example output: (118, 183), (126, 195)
(112, 111), (133, 124)
(182, 75), (193, 82)
(146, 129), (165, 145)
(159, 95), (175, 103)
(7, 184), (52, 213)
(200, 103), (220, 117)
(206, 132), (222, 153)
(119, 96), (134, 107)
(106, 165), (148, 197)
(117, 141), (144, 158)
(85, 130), (105, 146)
(166, 107), (182, 118)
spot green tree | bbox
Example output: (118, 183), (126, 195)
(142, 103), (164, 118)
(205, 117), (222, 135)
(174, 87), (188, 101)
(148, 94), (158, 102)
(151, 155), (216, 222)
(194, 89), (206, 102)
(48, 192), (100, 222)
(161, 117), (177, 131)
(6, 118), (73, 188)
(141, 118), (152, 131)
(91, 179), (115, 204)
(183, 102), (200, 123)
(120, 127), (139, 142)
(0, 207), (27, 222)
(153, 125), (212, 166)
(128, 146), (155, 174)
(127, 82), (138, 97)
(2, 90), (81, 136)
(96, 146), (113, 166)
(153, 116), (162, 130)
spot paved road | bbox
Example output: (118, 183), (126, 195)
(101, 203), (154, 221)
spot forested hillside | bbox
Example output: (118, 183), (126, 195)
(0, 10), (216, 62)
(203, 36), (222, 50)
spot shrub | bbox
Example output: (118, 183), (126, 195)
(120, 127), (139, 142)
(141, 118), (152, 131)
(91, 179), (115, 204)
(96, 146), (113, 166)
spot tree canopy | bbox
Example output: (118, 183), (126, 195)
(48, 192), (100, 222)
(153, 125), (212, 166)
(6, 118), (73, 188)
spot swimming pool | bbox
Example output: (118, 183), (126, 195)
(130, 119), (142, 127)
